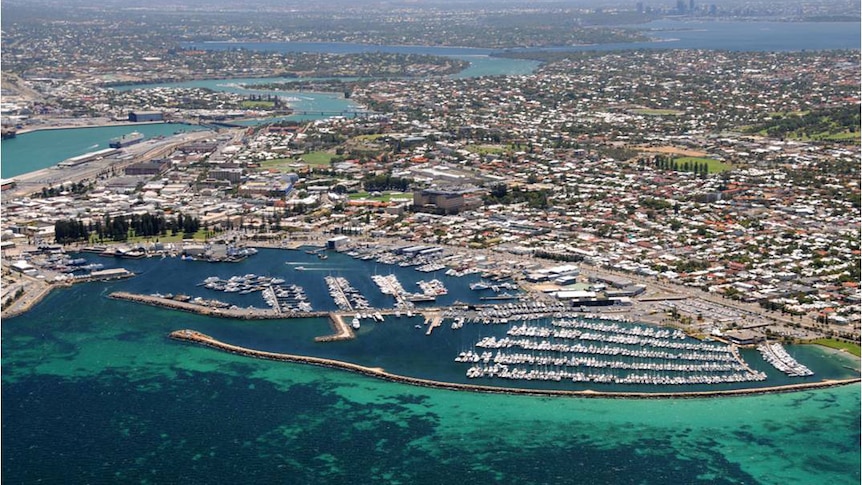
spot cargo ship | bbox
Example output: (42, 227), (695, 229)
(109, 131), (144, 148)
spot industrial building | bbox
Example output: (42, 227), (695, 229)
(128, 110), (164, 122)
(327, 235), (350, 251)
(124, 159), (170, 176)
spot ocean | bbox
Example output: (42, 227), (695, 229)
(2, 248), (860, 484)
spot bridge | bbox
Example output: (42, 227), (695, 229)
(290, 110), (375, 118)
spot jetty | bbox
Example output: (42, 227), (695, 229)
(169, 329), (861, 399)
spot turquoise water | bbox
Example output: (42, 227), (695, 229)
(0, 123), (207, 179)
(2, 249), (860, 484)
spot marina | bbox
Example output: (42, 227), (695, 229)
(4, 242), (861, 485)
(28, 245), (854, 396)
(455, 317), (768, 385)
(168, 329), (858, 398)
(324, 275), (370, 312)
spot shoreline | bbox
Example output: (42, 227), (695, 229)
(1, 278), (63, 319)
(170, 329), (862, 399)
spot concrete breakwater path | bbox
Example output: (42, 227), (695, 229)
(169, 329), (861, 399)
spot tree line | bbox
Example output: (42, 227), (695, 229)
(361, 174), (412, 192)
(54, 213), (202, 244)
(643, 156), (712, 176)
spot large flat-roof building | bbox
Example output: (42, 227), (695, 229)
(413, 186), (482, 214)
(124, 159), (170, 176)
(128, 110), (164, 122)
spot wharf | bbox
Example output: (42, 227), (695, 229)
(169, 329), (862, 400)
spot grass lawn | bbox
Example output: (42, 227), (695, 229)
(241, 100), (275, 109)
(809, 338), (861, 357)
(632, 108), (683, 116)
(258, 151), (336, 170)
(299, 151), (337, 166)
(673, 156), (733, 174)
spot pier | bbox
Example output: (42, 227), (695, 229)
(169, 329), (861, 399)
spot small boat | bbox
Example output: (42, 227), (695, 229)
(294, 266), (306, 271)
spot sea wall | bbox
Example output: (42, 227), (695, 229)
(109, 291), (327, 319)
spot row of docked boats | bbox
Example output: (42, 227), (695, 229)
(466, 351), (746, 372)
(416, 262), (446, 273)
(509, 321), (686, 342)
(472, 336), (736, 362)
(45, 255), (105, 273)
(467, 301), (572, 324)
(464, 364), (766, 385)
(469, 280), (519, 292)
(416, 279), (448, 297)
(350, 311), (385, 329)
(437, 304), (639, 328)
(370, 274), (415, 309)
(548, 319), (687, 339)
(455, 313), (768, 385)
(757, 342), (814, 377)
(325, 275), (370, 312)
(262, 284), (312, 313)
(200, 274), (286, 294)
(345, 244), (505, 280)
(444, 266), (485, 277)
